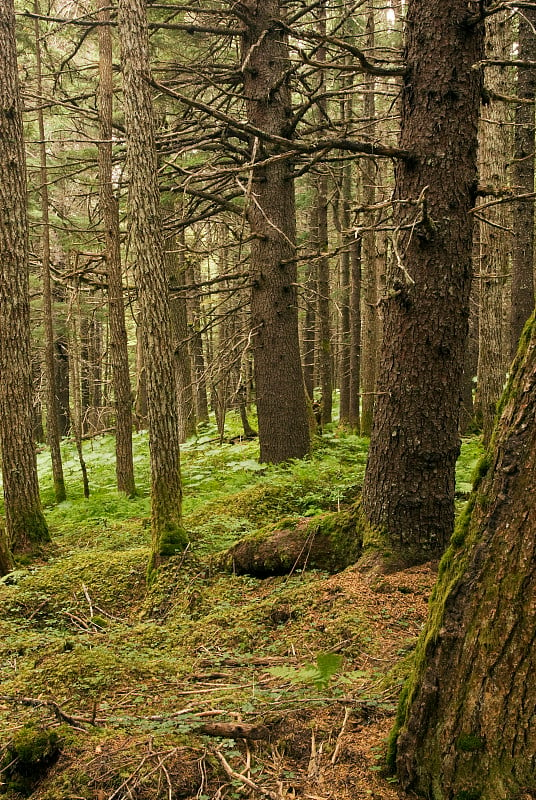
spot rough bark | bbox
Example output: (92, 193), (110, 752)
(476, 12), (512, 446)
(362, 0), (484, 563)
(97, 0), (136, 497)
(393, 312), (536, 800)
(241, 0), (311, 463)
(510, 8), (536, 358)
(0, 0), (49, 553)
(118, 0), (187, 571)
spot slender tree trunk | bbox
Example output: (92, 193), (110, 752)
(185, 257), (210, 424)
(118, 0), (187, 572)
(476, 12), (512, 446)
(316, 169), (333, 426)
(510, 8), (536, 357)
(302, 203), (318, 400)
(97, 0), (136, 496)
(163, 198), (196, 443)
(360, 7), (379, 437)
(338, 166), (352, 424)
(362, 0), (484, 564)
(33, 2), (66, 503)
(241, 0), (310, 463)
(0, 0), (49, 554)
(314, 1), (332, 426)
(67, 285), (90, 499)
(349, 233), (362, 431)
(394, 312), (536, 800)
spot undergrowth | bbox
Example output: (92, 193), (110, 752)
(0, 417), (482, 799)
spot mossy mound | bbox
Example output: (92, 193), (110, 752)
(2, 725), (61, 797)
(217, 507), (363, 577)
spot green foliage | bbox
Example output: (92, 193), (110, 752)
(268, 652), (343, 692)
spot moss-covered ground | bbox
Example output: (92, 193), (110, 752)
(0, 420), (483, 799)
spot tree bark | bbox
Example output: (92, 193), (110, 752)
(118, 0), (187, 571)
(362, 0), (484, 563)
(0, 0), (49, 553)
(241, 0), (311, 464)
(359, 5), (379, 437)
(476, 12), (512, 446)
(510, 7), (536, 358)
(393, 312), (536, 800)
(97, 0), (136, 497)
(34, 1), (66, 504)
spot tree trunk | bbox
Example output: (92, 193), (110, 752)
(0, 0), (49, 554)
(118, 0), (187, 572)
(362, 0), (484, 564)
(185, 257), (210, 425)
(34, 1), (66, 504)
(241, 0), (311, 464)
(67, 285), (90, 499)
(393, 312), (536, 800)
(302, 204), (318, 401)
(359, 6), (379, 437)
(163, 198), (196, 443)
(97, 0), (136, 496)
(316, 169), (333, 427)
(476, 12), (512, 446)
(510, 8), (536, 358)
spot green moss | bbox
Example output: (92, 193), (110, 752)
(3, 725), (61, 796)
(453, 790), (481, 800)
(456, 733), (484, 753)
(157, 522), (189, 557)
(386, 682), (410, 773)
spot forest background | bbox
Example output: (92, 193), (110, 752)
(0, 0), (535, 799)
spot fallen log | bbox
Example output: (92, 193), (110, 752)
(216, 505), (363, 577)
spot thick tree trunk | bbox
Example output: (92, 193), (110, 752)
(362, 0), (484, 563)
(241, 0), (311, 464)
(510, 8), (536, 358)
(0, 1), (49, 553)
(118, 0), (187, 571)
(393, 313), (536, 800)
(97, 0), (136, 496)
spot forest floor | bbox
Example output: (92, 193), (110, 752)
(0, 424), (482, 800)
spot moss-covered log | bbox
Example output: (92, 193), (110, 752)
(391, 314), (536, 800)
(218, 506), (363, 577)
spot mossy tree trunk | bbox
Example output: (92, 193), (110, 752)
(118, 0), (187, 572)
(0, 0), (49, 554)
(393, 313), (536, 799)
